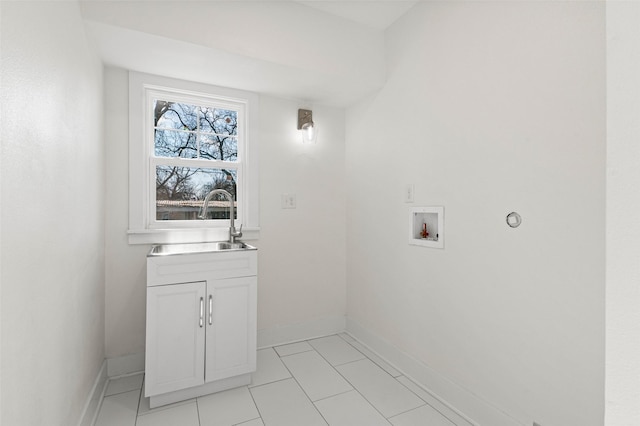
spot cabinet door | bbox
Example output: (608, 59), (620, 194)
(145, 281), (206, 397)
(205, 276), (257, 383)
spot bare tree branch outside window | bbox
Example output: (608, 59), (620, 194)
(153, 100), (239, 221)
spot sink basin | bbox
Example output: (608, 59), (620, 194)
(148, 242), (256, 257)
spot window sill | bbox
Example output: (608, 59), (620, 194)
(128, 227), (260, 245)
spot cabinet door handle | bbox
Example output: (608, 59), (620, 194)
(199, 297), (204, 328)
(208, 295), (213, 325)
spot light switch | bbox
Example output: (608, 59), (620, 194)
(282, 194), (297, 209)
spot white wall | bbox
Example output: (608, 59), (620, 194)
(103, 68), (149, 366)
(0, 2), (105, 425)
(103, 68), (346, 362)
(256, 96), (347, 345)
(605, 1), (640, 425)
(346, 2), (605, 426)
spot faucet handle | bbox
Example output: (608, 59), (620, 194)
(231, 224), (243, 238)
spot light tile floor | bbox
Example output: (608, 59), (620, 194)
(94, 334), (473, 426)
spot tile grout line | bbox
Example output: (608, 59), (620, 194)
(275, 347), (315, 358)
(329, 358), (403, 424)
(109, 371), (146, 381)
(194, 395), (200, 426)
(103, 386), (145, 399)
(347, 341), (403, 378)
(306, 337), (367, 369)
(136, 376), (144, 418)
(247, 382), (266, 426)
(308, 336), (367, 367)
(231, 415), (263, 426)
(272, 340), (316, 358)
(310, 388), (354, 404)
(325, 346), (432, 420)
(393, 377), (463, 426)
(249, 375), (293, 390)
(341, 334), (475, 426)
(386, 401), (451, 425)
(304, 336), (401, 425)
(336, 334), (474, 425)
(133, 382), (143, 426)
(274, 342), (330, 425)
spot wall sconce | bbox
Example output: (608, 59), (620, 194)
(297, 108), (317, 144)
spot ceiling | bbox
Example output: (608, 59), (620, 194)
(81, 0), (419, 106)
(295, 0), (419, 30)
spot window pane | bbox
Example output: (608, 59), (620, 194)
(155, 166), (238, 221)
(199, 134), (238, 162)
(200, 108), (238, 135)
(155, 101), (198, 130)
(154, 130), (197, 158)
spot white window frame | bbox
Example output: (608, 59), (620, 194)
(128, 72), (259, 244)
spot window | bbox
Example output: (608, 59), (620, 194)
(129, 72), (259, 244)
(152, 97), (241, 224)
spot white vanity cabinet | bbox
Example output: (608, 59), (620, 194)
(145, 247), (257, 408)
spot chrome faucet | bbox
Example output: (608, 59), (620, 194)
(199, 189), (243, 243)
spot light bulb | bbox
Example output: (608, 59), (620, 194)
(301, 122), (317, 144)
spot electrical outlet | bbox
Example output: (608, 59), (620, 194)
(281, 193), (297, 209)
(404, 184), (414, 203)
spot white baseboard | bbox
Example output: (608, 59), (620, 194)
(257, 315), (346, 348)
(346, 318), (524, 426)
(107, 352), (145, 377)
(77, 360), (108, 426)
